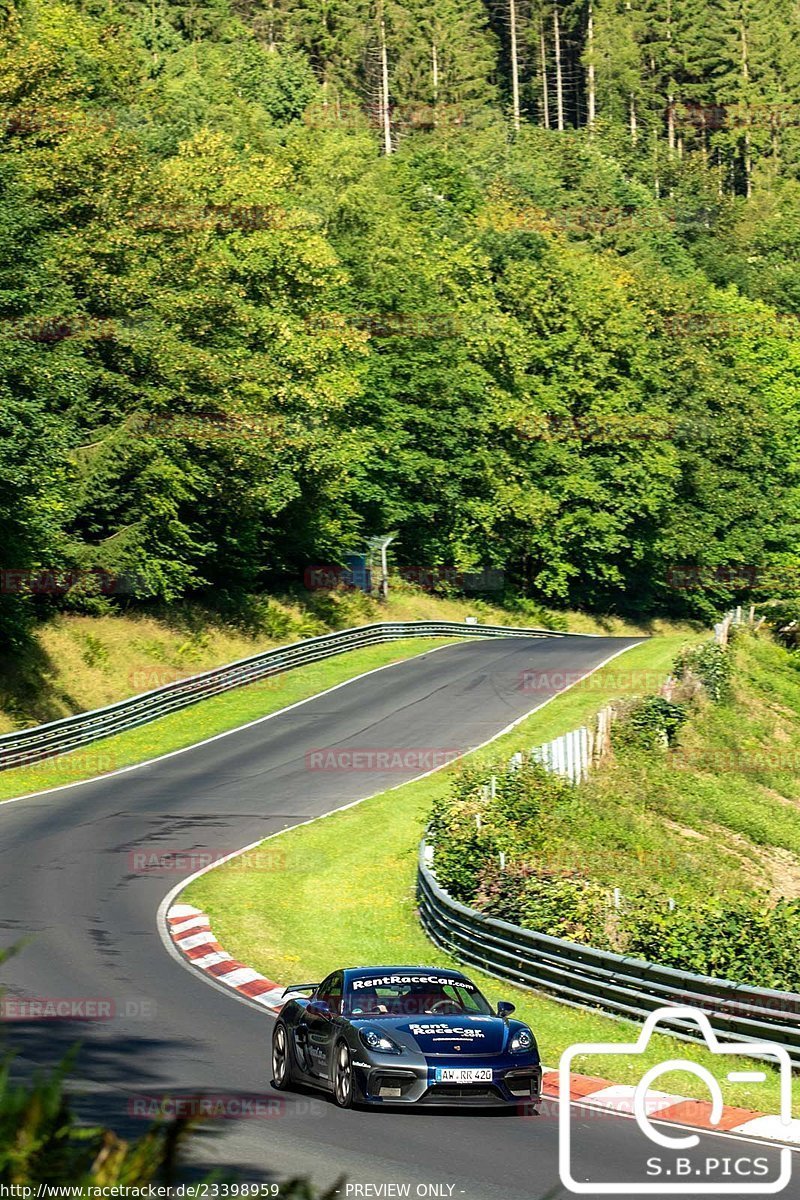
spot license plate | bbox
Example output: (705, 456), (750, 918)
(434, 1068), (492, 1082)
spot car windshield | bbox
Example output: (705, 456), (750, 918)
(343, 972), (493, 1018)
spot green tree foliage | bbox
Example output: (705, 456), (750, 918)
(1, 0), (800, 648)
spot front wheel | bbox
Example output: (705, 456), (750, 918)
(272, 1021), (294, 1090)
(333, 1040), (354, 1108)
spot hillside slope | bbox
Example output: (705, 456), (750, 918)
(0, 586), (687, 733)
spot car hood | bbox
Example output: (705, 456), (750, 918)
(359, 1014), (512, 1055)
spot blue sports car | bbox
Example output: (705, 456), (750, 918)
(271, 965), (542, 1108)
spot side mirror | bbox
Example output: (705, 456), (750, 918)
(308, 1000), (332, 1020)
(497, 1001), (516, 1019)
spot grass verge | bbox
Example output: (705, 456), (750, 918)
(563, 632), (800, 904)
(1, 585), (692, 733)
(184, 631), (800, 1116)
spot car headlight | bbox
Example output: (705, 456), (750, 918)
(359, 1027), (403, 1055)
(509, 1027), (535, 1054)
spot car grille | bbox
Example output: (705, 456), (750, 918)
(426, 1084), (502, 1101)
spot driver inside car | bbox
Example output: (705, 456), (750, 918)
(392, 984), (464, 1016)
(348, 986), (388, 1016)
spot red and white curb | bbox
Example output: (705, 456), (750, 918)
(167, 903), (288, 1011)
(168, 903), (800, 1148)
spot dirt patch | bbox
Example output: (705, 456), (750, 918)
(662, 817), (706, 841)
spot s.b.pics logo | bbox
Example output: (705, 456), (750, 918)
(558, 1007), (793, 1195)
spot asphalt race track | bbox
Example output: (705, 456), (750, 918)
(0, 635), (792, 1199)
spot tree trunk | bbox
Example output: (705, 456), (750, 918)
(540, 20), (550, 129)
(741, 18), (752, 197)
(587, 0), (596, 129)
(553, 4), (564, 131)
(624, 0), (635, 144)
(378, 1), (392, 155)
(509, 0), (521, 132)
(666, 0), (674, 152)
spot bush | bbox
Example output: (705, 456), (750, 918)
(474, 861), (612, 946)
(761, 602), (800, 651)
(425, 634), (798, 990)
(443, 855), (800, 990)
(0, 943), (342, 1194)
(504, 595), (570, 632)
(621, 896), (800, 990)
(611, 695), (689, 752)
(427, 758), (567, 900)
(673, 641), (732, 702)
(0, 1053), (341, 1194)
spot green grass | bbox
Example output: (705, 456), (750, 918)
(1, 584), (688, 734)
(482, 633), (695, 754)
(186, 630), (800, 1116)
(555, 633), (800, 902)
(0, 637), (459, 801)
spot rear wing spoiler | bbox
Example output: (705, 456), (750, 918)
(282, 983), (317, 997)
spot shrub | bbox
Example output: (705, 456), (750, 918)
(0, 943), (341, 1193)
(611, 695), (689, 752)
(474, 861), (612, 946)
(427, 758), (567, 900)
(673, 641), (732, 702)
(761, 602), (800, 651)
(505, 594), (570, 632)
(448, 861), (800, 991)
(621, 896), (800, 990)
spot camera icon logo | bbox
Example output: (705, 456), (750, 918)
(558, 1006), (793, 1195)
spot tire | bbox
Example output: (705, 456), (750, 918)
(333, 1039), (354, 1108)
(272, 1020), (294, 1091)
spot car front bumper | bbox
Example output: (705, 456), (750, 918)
(354, 1056), (542, 1107)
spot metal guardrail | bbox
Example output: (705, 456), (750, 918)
(0, 619), (565, 771)
(418, 843), (800, 1063)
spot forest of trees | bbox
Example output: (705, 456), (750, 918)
(1, 0), (800, 646)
